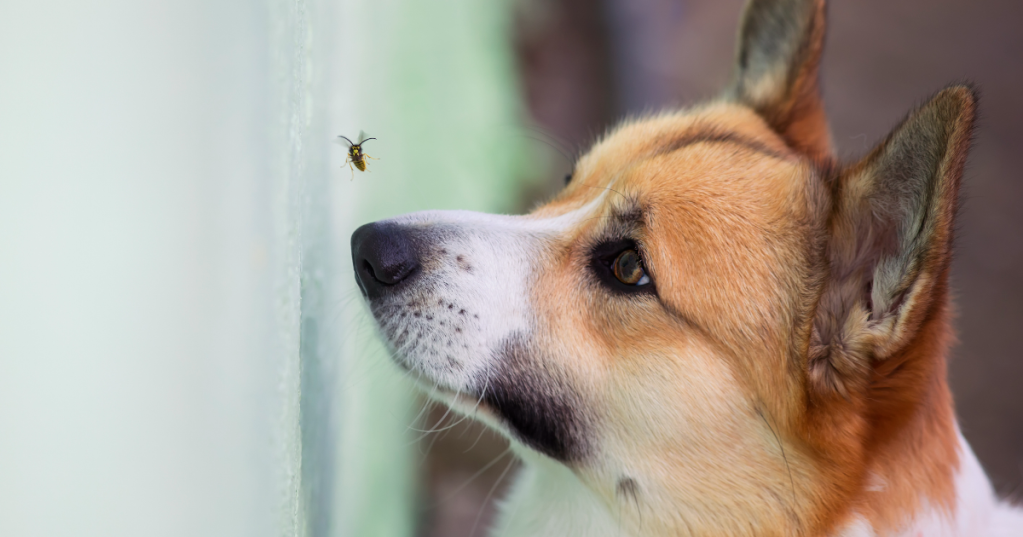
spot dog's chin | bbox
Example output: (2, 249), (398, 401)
(382, 344), (492, 414)
(385, 343), (479, 394)
(422, 384), (494, 417)
(406, 369), (510, 434)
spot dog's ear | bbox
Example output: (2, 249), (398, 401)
(726, 0), (831, 160)
(808, 86), (976, 398)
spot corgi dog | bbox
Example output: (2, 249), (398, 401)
(351, 0), (1023, 534)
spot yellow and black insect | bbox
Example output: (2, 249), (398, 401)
(338, 131), (377, 179)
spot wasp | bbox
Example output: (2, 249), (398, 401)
(338, 131), (377, 179)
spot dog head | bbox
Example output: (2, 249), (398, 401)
(352, 0), (976, 534)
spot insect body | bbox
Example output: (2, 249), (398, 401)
(339, 132), (377, 179)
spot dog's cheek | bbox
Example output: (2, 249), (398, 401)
(482, 332), (592, 462)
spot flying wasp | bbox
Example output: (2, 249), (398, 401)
(338, 131), (377, 180)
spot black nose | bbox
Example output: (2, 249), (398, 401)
(351, 222), (421, 298)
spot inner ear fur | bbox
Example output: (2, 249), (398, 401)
(808, 86), (977, 398)
(727, 0), (832, 160)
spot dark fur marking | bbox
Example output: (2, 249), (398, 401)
(589, 198), (646, 247)
(481, 333), (590, 462)
(616, 477), (639, 503)
(756, 405), (797, 505)
(655, 129), (790, 161)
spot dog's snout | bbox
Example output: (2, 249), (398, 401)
(351, 222), (421, 298)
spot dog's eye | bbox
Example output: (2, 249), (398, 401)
(612, 249), (650, 286)
(590, 240), (655, 294)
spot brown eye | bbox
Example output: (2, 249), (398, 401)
(612, 249), (650, 285)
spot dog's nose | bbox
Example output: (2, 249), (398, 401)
(351, 222), (421, 298)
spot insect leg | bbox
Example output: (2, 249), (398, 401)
(344, 156), (355, 180)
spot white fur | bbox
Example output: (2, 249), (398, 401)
(833, 517), (877, 537)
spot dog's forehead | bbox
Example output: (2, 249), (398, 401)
(536, 103), (812, 225)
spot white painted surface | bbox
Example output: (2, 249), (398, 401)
(0, 1), (283, 535)
(0, 0), (349, 535)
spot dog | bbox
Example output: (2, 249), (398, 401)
(351, 0), (1023, 534)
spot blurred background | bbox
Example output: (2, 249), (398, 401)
(0, 1), (1019, 536)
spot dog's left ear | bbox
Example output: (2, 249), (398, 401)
(808, 86), (977, 398)
(727, 0), (831, 160)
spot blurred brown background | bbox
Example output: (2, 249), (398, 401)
(417, 1), (1023, 534)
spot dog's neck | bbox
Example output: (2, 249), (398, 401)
(490, 307), (1022, 537)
